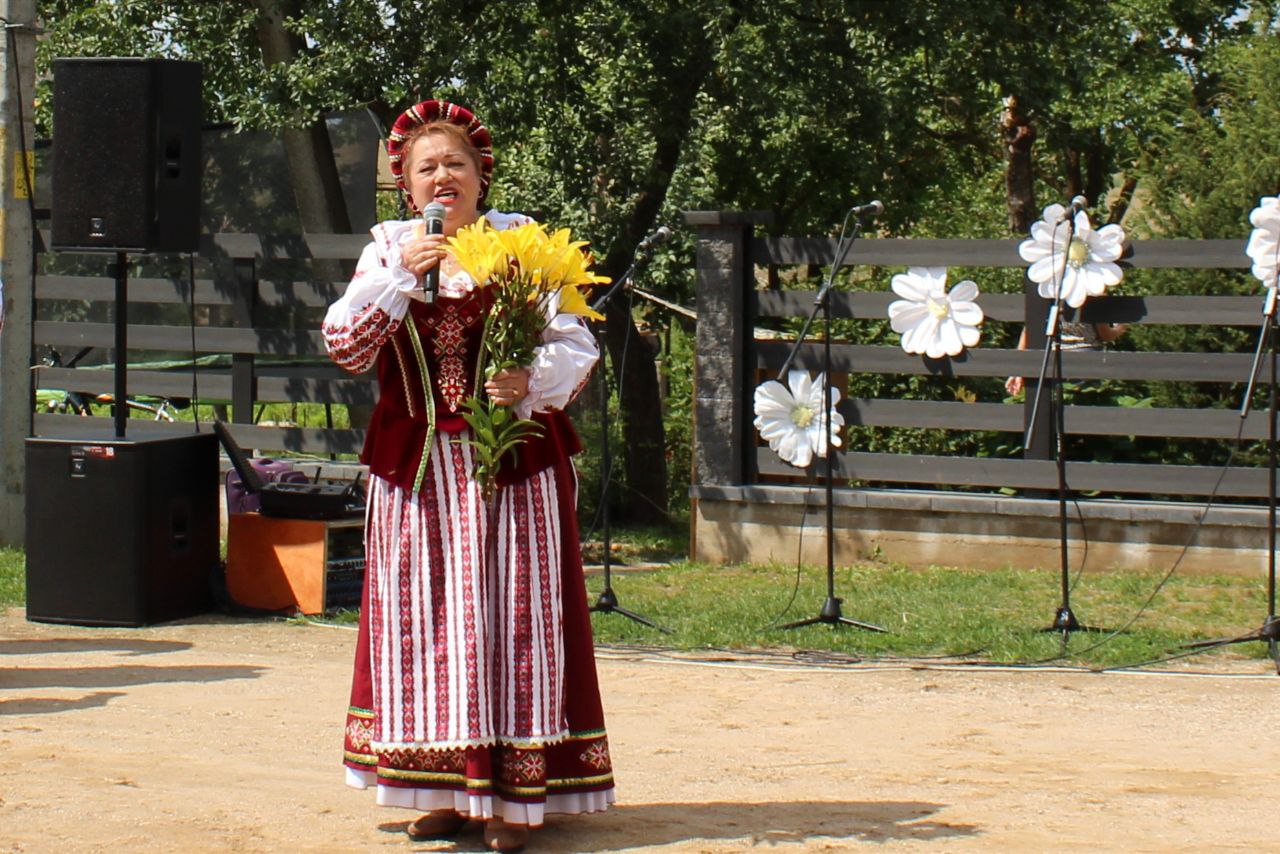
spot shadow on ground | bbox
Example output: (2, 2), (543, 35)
(0, 638), (193, 656)
(0, 691), (127, 715)
(373, 800), (979, 850)
(2, 663), (267, 692)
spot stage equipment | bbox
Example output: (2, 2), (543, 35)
(778, 201), (886, 633)
(1183, 287), (1280, 671)
(1023, 205), (1109, 637)
(51, 57), (202, 253)
(214, 420), (364, 520)
(586, 226), (672, 632)
(24, 433), (218, 626)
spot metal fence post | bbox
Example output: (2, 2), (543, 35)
(230, 257), (257, 424)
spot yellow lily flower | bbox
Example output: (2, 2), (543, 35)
(446, 220), (509, 285)
(556, 284), (605, 321)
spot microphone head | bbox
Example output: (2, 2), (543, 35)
(639, 226), (672, 250)
(422, 201), (447, 224)
(1070, 195), (1088, 211)
(866, 200), (884, 216)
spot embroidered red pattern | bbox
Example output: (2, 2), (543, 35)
(428, 297), (486, 412)
(580, 738), (611, 770)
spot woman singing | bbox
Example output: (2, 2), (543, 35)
(322, 99), (614, 853)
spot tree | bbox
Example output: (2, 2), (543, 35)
(36, 0), (1276, 518)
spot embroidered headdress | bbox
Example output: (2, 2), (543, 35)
(386, 99), (494, 195)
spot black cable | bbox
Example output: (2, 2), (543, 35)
(1095, 634), (1247, 672)
(1025, 417), (1247, 665)
(755, 209), (862, 631)
(1066, 494), (1090, 594)
(582, 267), (641, 543)
(758, 469), (819, 631)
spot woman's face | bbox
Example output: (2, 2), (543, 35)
(404, 132), (483, 235)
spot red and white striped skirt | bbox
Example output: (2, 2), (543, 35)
(343, 431), (614, 826)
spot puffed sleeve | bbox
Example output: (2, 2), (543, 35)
(515, 301), (600, 418)
(321, 230), (420, 374)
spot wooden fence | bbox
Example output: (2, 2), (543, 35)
(686, 211), (1269, 501)
(33, 231), (371, 457)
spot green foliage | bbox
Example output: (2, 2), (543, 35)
(35, 1), (1280, 501)
(457, 398), (544, 497)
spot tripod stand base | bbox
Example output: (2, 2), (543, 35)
(780, 597), (886, 633)
(1181, 615), (1280, 672)
(1039, 606), (1113, 636)
(589, 586), (673, 634)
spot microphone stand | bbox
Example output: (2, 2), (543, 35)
(779, 208), (885, 633)
(1023, 212), (1109, 637)
(586, 238), (672, 633)
(1182, 287), (1280, 671)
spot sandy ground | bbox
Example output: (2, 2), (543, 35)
(2, 608), (1280, 853)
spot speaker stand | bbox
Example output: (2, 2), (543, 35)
(111, 251), (129, 438)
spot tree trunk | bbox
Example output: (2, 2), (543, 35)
(1108, 175), (1138, 225)
(1001, 95), (1037, 233)
(593, 13), (737, 525)
(254, 0), (351, 236)
(254, 0), (368, 428)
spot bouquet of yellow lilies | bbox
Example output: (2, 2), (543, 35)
(446, 219), (608, 496)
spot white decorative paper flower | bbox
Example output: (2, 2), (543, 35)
(887, 266), (984, 358)
(752, 370), (843, 469)
(1018, 203), (1125, 308)
(1246, 196), (1280, 288)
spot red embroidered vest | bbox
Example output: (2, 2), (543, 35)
(360, 290), (582, 492)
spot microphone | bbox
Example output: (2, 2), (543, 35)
(422, 201), (446, 302)
(1059, 195), (1088, 222)
(850, 200), (884, 219)
(637, 225), (672, 254)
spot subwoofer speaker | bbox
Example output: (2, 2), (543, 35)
(24, 433), (218, 626)
(50, 57), (202, 253)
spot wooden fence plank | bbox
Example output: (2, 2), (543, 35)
(753, 291), (1265, 326)
(755, 340), (1256, 382)
(756, 448), (1268, 496)
(36, 275), (232, 305)
(754, 237), (1252, 270)
(31, 412), (366, 455)
(33, 365), (375, 405)
(842, 397), (1265, 439)
(34, 321), (326, 356)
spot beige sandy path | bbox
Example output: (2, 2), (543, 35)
(1, 608), (1278, 852)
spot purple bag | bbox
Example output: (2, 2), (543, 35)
(225, 458), (310, 514)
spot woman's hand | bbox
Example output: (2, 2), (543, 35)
(485, 367), (531, 407)
(1005, 375), (1024, 396)
(399, 224), (449, 281)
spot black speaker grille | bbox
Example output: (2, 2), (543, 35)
(50, 58), (202, 253)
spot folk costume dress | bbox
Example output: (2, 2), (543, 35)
(322, 210), (616, 826)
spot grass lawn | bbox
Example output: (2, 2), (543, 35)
(4, 528), (1272, 670)
(583, 559), (1273, 669)
(0, 547), (23, 609)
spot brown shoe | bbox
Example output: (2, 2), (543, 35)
(483, 820), (530, 852)
(406, 809), (467, 840)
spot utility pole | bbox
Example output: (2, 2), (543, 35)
(0, 0), (37, 546)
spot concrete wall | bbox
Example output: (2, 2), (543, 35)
(0, 2), (36, 546)
(692, 485), (1271, 577)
